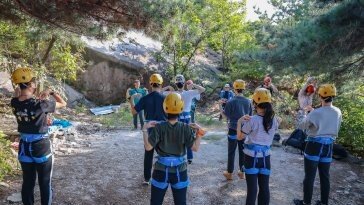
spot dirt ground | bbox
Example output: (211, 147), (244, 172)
(1, 121), (363, 205)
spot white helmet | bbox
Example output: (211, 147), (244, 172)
(175, 74), (185, 84)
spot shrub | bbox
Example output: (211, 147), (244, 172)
(0, 130), (17, 181)
(335, 84), (364, 157)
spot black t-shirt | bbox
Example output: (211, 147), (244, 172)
(11, 98), (56, 134)
(134, 91), (167, 121)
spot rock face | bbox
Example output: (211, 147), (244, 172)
(75, 47), (143, 105)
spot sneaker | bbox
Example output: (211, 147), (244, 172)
(223, 171), (233, 180)
(188, 159), (192, 164)
(237, 171), (245, 179)
(293, 199), (310, 205)
(142, 180), (150, 186)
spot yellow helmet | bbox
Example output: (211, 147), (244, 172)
(253, 88), (272, 104)
(149, 73), (163, 85)
(318, 84), (336, 97)
(11, 67), (34, 84)
(233, 79), (246, 90)
(163, 93), (184, 114)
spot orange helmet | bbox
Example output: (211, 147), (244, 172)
(306, 84), (315, 94)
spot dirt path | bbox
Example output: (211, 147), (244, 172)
(2, 126), (364, 205)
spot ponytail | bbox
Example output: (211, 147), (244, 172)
(257, 102), (275, 133)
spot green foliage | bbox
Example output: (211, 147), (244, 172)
(195, 112), (220, 127)
(50, 43), (85, 82)
(157, 0), (250, 77)
(0, 19), (85, 90)
(0, 131), (17, 181)
(98, 106), (133, 128)
(335, 81), (364, 156)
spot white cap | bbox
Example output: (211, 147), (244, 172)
(224, 84), (230, 88)
(175, 74), (185, 83)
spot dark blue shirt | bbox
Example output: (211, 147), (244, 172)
(134, 91), (167, 121)
(223, 96), (252, 130)
(219, 90), (234, 100)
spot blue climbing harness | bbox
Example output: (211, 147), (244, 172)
(244, 144), (271, 175)
(151, 156), (190, 189)
(178, 112), (191, 120)
(228, 135), (237, 140)
(304, 136), (334, 163)
(19, 133), (52, 163)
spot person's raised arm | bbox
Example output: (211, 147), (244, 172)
(142, 121), (157, 151)
(192, 84), (205, 94)
(39, 89), (67, 108)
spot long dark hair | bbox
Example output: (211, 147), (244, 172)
(256, 102), (275, 133)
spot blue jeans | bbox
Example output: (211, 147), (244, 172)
(133, 110), (144, 129)
(178, 116), (193, 160)
(151, 170), (188, 205)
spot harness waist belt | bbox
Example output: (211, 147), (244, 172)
(306, 136), (334, 144)
(179, 112), (191, 120)
(304, 136), (334, 163)
(243, 144), (271, 175)
(228, 135), (237, 140)
(151, 156), (190, 189)
(20, 133), (48, 142)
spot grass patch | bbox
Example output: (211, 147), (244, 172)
(97, 106), (133, 128)
(0, 130), (17, 181)
(195, 112), (223, 127)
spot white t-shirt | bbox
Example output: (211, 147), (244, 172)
(163, 90), (200, 113)
(241, 115), (279, 157)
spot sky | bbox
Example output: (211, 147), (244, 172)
(246, 0), (276, 21)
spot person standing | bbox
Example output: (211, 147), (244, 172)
(186, 80), (200, 123)
(294, 84), (342, 205)
(127, 79), (148, 129)
(258, 75), (278, 96)
(297, 77), (316, 125)
(219, 84), (234, 121)
(10, 67), (67, 205)
(237, 88), (280, 205)
(163, 74), (205, 164)
(220, 79), (252, 180)
(142, 93), (204, 205)
(132, 74), (167, 185)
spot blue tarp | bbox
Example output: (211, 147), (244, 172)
(90, 105), (120, 115)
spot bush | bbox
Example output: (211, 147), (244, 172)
(98, 106), (133, 128)
(335, 84), (364, 157)
(0, 131), (17, 181)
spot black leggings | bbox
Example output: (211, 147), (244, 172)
(151, 170), (188, 205)
(227, 129), (244, 173)
(21, 157), (53, 205)
(303, 142), (332, 204)
(244, 155), (270, 205)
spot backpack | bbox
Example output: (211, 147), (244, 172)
(282, 128), (307, 152)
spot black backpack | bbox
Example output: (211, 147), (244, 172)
(282, 128), (307, 152)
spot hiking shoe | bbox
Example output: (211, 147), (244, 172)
(223, 171), (233, 180)
(188, 159), (192, 164)
(237, 171), (245, 179)
(293, 199), (310, 205)
(142, 180), (150, 186)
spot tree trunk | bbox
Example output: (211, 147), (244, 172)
(41, 35), (57, 64)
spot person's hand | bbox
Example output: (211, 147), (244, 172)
(38, 89), (52, 100)
(190, 123), (206, 137)
(189, 123), (201, 130)
(307, 77), (315, 83)
(143, 121), (157, 130)
(304, 105), (314, 112)
(239, 115), (251, 121)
